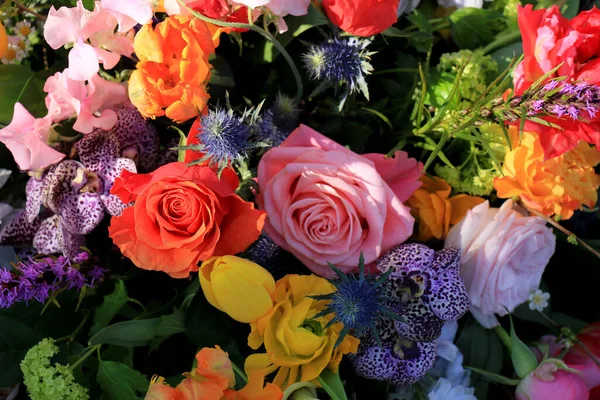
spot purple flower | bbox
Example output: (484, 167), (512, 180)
(567, 106), (579, 120)
(542, 80), (560, 91)
(87, 265), (106, 286)
(550, 104), (567, 118)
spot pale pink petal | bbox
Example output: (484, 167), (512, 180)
(44, 70), (85, 122)
(94, 47), (121, 70)
(43, 1), (91, 49)
(101, 0), (153, 31)
(68, 40), (100, 81)
(0, 104), (65, 170)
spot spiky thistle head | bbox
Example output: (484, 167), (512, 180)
(312, 253), (401, 348)
(190, 108), (253, 172)
(302, 37), (374, 103)
(256, 94), (300, 146)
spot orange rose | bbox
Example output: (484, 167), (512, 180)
(494, 129), (600, 220)
(128, 16), (220, 122)
(406, 176), (485, 241)
(108, 162), (266, 278)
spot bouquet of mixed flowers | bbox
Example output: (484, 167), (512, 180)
(0, 0), (599, 399)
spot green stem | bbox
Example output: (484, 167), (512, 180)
(69, 344), (101, 372)
(55, 314), (90, 343)
(481, 30), (522, 55)
(494, 325), (513, 351)
(372, 67), (419, 76)
(316, 376), (342, 400)
(176, 0), (303, 102)
(231, 362), (248, 384)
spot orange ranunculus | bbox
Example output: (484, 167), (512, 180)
(0, 22), (7, 59)
(129, 16), (220, 122)
(494, 129), (600, 220)
(108, 162), (266, 278)
(406, 176), (485, 242)
(144, 347), (283, 400)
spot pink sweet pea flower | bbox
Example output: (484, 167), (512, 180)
(44, 69), (128, 134)
(100, 0), (154, 31)
(44, 1), (134, 81)
(0, 103), (65, 171)
(516, 359), (589, 400)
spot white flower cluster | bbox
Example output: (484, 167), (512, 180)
(2, 19), (37, 64)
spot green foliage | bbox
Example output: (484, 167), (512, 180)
(450, 8), (505, 49)
(0, 65), (46, 124)
(0, 316), (43, 386)
(317, 369), (348, 400)
(89, 319), (161, 347)
(90, 281), (129, 337)
(509, 318), (539, 378)
(97, 361), (149, 400)
(20, 338), (89, 400)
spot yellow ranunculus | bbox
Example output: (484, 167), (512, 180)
(406, 176), (485, 241)
(494, 128), (600, 220)
(245, 274), (360, 389)
(199, 256), (276, 324)
(0, 22), (8, 59)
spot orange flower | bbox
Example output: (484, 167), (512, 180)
(494, 129), (600, 220)
(406, 176), (485, 241)
(108, 162), (266, 278)
(144, 347), (283, 400)
(0, 22), (7, 59)
(128, 16), (220, 122)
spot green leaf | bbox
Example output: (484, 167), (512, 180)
(406, 10), (434, 33)
(466, 367), (521, 386)
(0, 65), (47, 125)
(450, 8), (504, 49)
(209, 54), (235, 88)
(551, 313), (588, 333)
(510, 316), (539, 378)
(185, 293), (234, 348)
(457, 318), (504, 400)
(362, 108), (393, 130)
(561, 0), (580, 19)
(97, 361), (149, 400)
(316, 369), (347, 400)
(90, 281), (129, 337)
(89, 319), (160, 347)
(0, 316), (43, 386)
(490, 41), (523, 75)
(156, 309), (186, 337)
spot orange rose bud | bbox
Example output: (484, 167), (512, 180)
(406, 176), (485, 242)
(108, 162), (266, 278)
(494, 129), (600, 220)
(129, 16), (219, 122)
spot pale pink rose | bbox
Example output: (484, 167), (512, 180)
(0, 103), (65, 171)
(516, 359), (589, 400)
(444, 200), (556, 328)
(44, 1), (134, 81)
(257, 124), (421, 277)
(232, 0), (310, 16)
(44, 70), (128, 134)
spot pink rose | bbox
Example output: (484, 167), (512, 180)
(444, 200), (556, 328)
(516, 359), (589, 400)
(257, 124), (422, 277)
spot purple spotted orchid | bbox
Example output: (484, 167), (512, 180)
(351, 243), (470, 387)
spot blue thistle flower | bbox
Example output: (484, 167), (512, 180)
(193, 108), (252, 171)
(302, 37), (374, 108)
(256, 94), (300, 146)
(312, 253), (401, 348)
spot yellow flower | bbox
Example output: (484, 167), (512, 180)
(406, 176), (485, 241)
(200, 256), (276, 324)
(0, 22), (7, 59)
(245, 274), (360, 389)
(494, 129), (600, 220)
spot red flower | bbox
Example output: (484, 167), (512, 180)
(514, 5), (600, 159)
(321, 0), (400, 37)
(108, 162), (266, 278)
(188, 0), (251, 32)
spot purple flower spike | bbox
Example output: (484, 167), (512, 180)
(352, 340), (437, 387)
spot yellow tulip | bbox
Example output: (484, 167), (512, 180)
(199, 256), (276, 323)
(0, 22), (8, 59)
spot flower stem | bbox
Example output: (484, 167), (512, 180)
(526, 208), (600, 261)
(176, 0), (303, 102)
(231, 362), (248, 384)
(69, 344), (101, 372)
(12, 0), (46, 20)
(372, 67), (419, 76)
(494, 325), (513, 351)
(481, 30), (522, 55)
(54, 313), (90, 343)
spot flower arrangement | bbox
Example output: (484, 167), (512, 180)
(0, 1), (599, 400)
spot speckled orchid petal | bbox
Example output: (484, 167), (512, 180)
(0, 210), (41, 245)
(396, 341), (437, 387)
(57, 221), (86, 258)
(102, 157), (136, 189)
(393, 298), (445, 342)
(100, 193), (129, 216)
(75, 129), (120, 173)
(60, 192), (105, 235)
(26, 175), (49, 223)
(33, 215), (62, 254)
(109, 105), (160, 172)
(424, 247), (471, 321)
(44, 160), (87, 215)
(377, 243), (435, 276)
